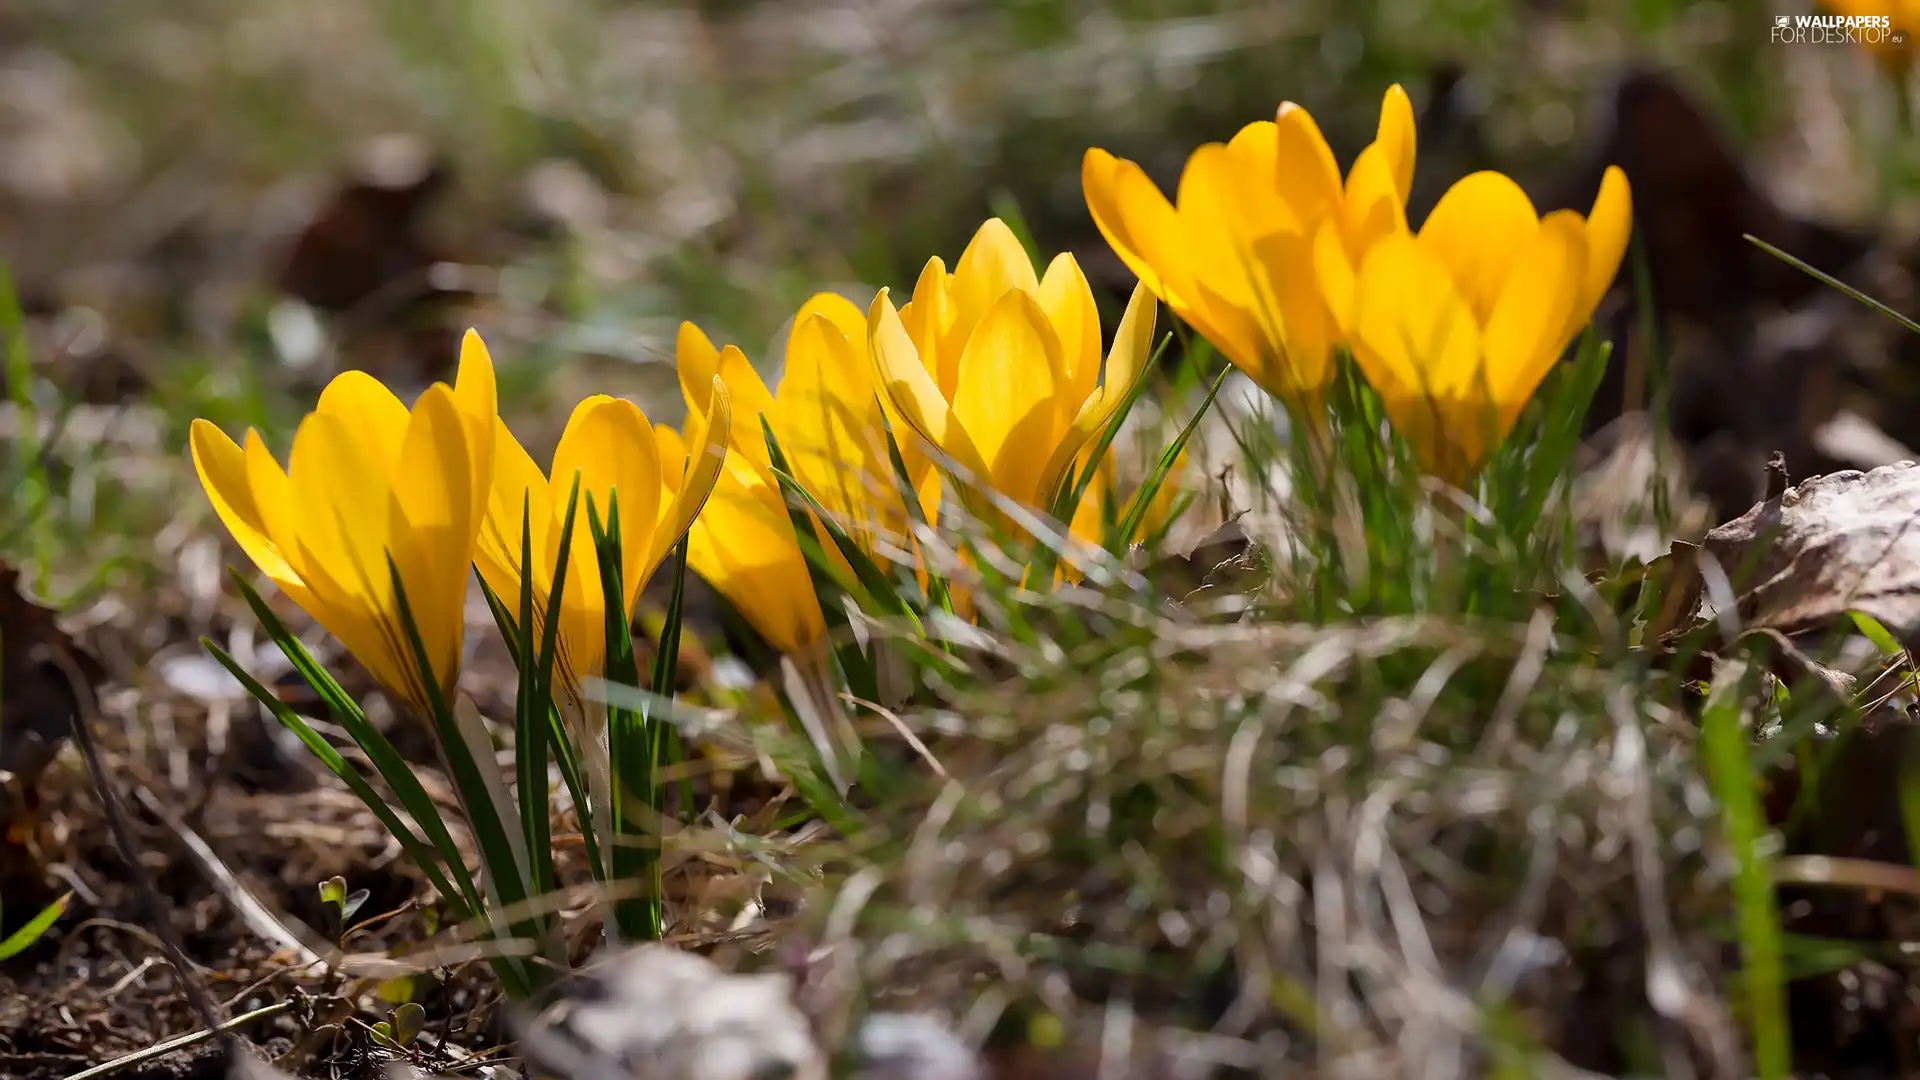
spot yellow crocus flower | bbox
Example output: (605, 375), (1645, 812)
(190, 330), (499, 716)
(1082, 86), (1416, 402)
(472, 377), (732, 697)
(1345, 167), (1633, 481)
(866, 217), (1159, 524)
(674, 295), (910, 655)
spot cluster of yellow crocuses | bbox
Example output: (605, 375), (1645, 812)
(1087, 85), (1631, 480)
(189, 83), (1632, 715)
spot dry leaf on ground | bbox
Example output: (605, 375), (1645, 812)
(1697, 461), (1920, 648)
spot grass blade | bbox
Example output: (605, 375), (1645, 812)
(229, 573), (482, 915)
(203, 638), (469, 921)
(1700, 663), (1789, 1079)
(1108, 365), (1229, 556)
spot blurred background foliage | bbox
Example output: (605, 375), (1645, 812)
(1, 0), (1916, 582)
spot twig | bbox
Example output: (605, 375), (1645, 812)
(45, 646), (236, 1058)
(60, 1001), (293, 1080)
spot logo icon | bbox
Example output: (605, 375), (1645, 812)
(1775, 14), (1791, 26)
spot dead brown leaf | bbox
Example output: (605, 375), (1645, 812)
(0, 561), (103, 837)
(1696, 461), (1920, 649)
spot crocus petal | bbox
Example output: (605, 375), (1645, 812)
(454, 330), (500, 526)
(314, 371), (410, 473)
(793, 291), (869, 344)
(552, 395), (663, 612)
(1351, 231), (1486, 477)
(387, 383), (474, 705)
(243, 431), (309, 582)
(288, 409), (395, 615)
(713, 344), (777, 467)
(780, 313), (891, 532)
(868, 290), (991, 482)
(646, 376), (732, 580)
(675, 322), (723, 426)
(285, 409), (412, 704)
(1340, 143), (1409, 255)
(949, 289), (1070, 505)
(1313, 220), (1359, 338)
(1579, 165), (1634, 315)
(1272, 105), (1343, 228)
(1176, 144), (1278, 343)
(654, 425), (689, 498)
(1036, 281), (1157, 505)
(1224, 120), (1292, 237)
(1037, 253), (1103, 403)
(688, 459), (824, 655)
(1081, 148), (1195, 309)
(949, 218), (1041, 329)
(1375, 83), (1417, 202)
(1485, 211), (1588, 430)
(1416, 171), (1541, 324)
(190, 420), (304, 590)
(474, 418), (558, 627)
(900, 256), (957, 395)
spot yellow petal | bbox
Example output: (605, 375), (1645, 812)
(1038, 281), (1158, 506)
(1313, 219), (1359, 338)
(867, 290), (991, 482)
(779, 312), (892, 535)
(950, 218), (1040, 327)
(455, 329), (500, 527)
(1249, 227), (1335, 396)
(1351, 231), (1487, 478)
(1037, 253), (1102, 405)
(1339, 142), (1409, 256)
(687, 459), (824, 655)
(1484, 210), (1587, 429)
(900, 256), (956, 395)
(285, 409), (411, 703)
(1175, 144), (1274, 336)
(949, 288), (1070, 506)
(474, 418), (557, 626)
(1375, 84), (1417, 202)
(675, 321), (723, 424)
(387, 383), (475, 706)
(1082, 148), (1194, 308)
(713, 343), (776, 467)
(288, 410), (393, 613)
(647, 376), (732, 581)
(552, 395), (662, 613)
(190, 420), (305, 590)
(793, 291), (869, 344)
(314, 371), (409, 473)
(1272, 105), (1342, 227)
(654, 425), (689, 497)
(1416, 171), (1541, 324)
(1579, 165), (1633, 315)
(1223, 120), (1290, 237)
(244, 430), (308, 581)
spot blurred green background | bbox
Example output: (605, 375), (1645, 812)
(3, 0), (1915, 588)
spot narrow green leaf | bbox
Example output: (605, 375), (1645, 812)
(385, 557), (542, 993)
(203, 638), (470, 921)
(1747, 234), (1920, 336)
(1849, 611), (1905, 658)
(878, 408), (954, 616)
(228, 573), (482, 915)
(0, 890), (67, 961)
(480, 572), (599, 882)
(1700, 665), (1789, 1080)
(590, 492), (662, 942)
(1108, 365), (1229, 556)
